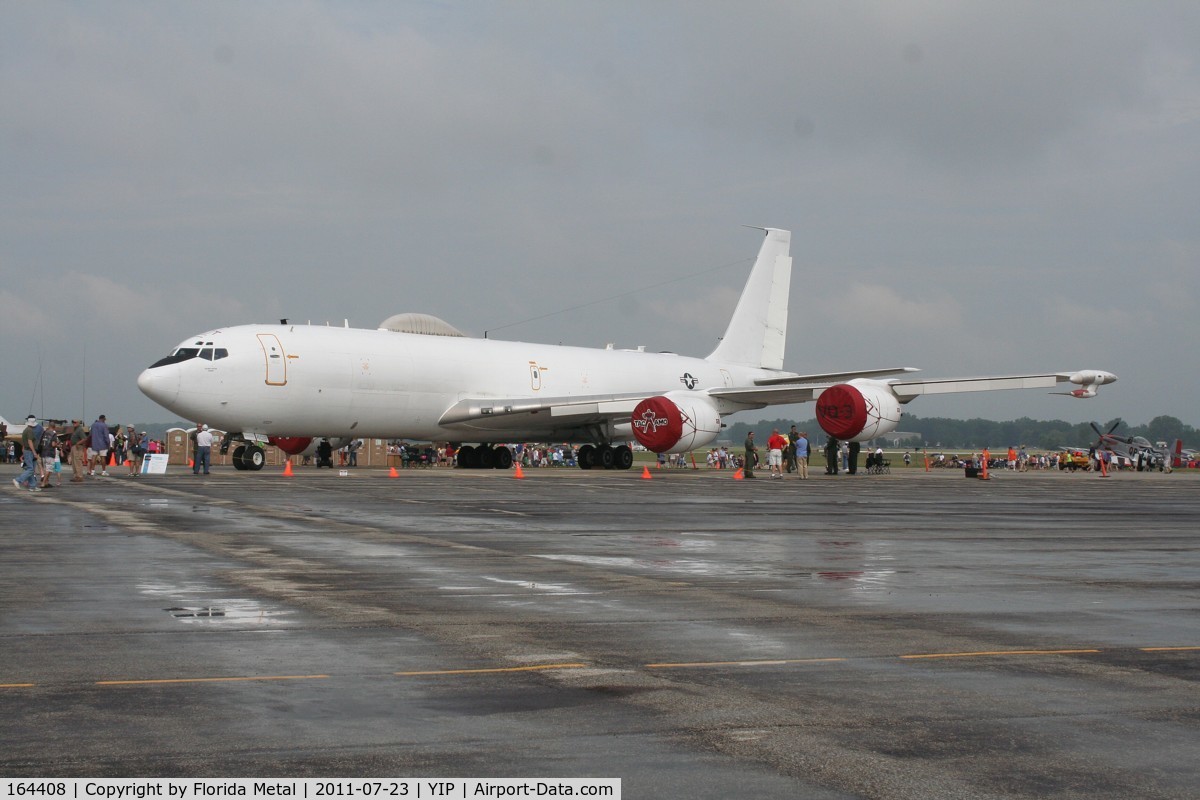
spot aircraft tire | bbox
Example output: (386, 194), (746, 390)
(613, 444), (634, 470)
(577, 444), (595, 470)
(246, 445), (266, 471)
(493, 446), (513, 469)
(457, 445), (478, 469)
(231, 445), (248, 471)
(478, 446), (496, 469)
(595, 445), (615, 470)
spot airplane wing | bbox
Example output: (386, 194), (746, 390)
(752, 367), (920, 386)
(708, 371), (1096, 406)
(438, 392), (650, 433)
(889, 373), (1083, 401)
(439, 371), (1106, 434)
(437, 367), (923, 432)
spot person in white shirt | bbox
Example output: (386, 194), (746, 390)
(193, 424), (213, 475)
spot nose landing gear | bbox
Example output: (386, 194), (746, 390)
(231, 444), (266, 471)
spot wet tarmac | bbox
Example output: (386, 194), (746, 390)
(2, 464), (1198, 798)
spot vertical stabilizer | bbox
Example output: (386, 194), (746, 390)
(706, 227), (791, 370)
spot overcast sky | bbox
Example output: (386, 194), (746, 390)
(3, 1), (1198, 429)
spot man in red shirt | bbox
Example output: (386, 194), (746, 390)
(767, 429), (788, 479)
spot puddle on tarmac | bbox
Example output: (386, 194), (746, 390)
(139, 581), (296, 625)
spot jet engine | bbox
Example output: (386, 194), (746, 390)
(630, 392), (722, 454)
(815, 380), (902, 442)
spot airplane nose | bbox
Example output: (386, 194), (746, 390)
(137, 367), (179, 407)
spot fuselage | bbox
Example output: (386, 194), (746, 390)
(137, 323), (776, 443)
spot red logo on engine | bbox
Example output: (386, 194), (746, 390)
(815, 384), (867, 440)
(631, 396), (684, 452)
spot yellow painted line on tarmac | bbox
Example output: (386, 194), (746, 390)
(395, 663), (588, 677)
(97, 674), (330, 686)
(646, 658), (846, 669)
(900, 649), (1102, 660)
(13, 648), (1196, 688)
(1140, 646), (1200, 652)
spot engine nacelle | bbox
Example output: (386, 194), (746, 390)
(631, 392), (722, 454)
(815, 380), (902, 442)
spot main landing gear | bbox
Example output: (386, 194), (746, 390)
(454, 444), (636, 470)
(576, 444), (634, 470)
(455, 445), (514, 469)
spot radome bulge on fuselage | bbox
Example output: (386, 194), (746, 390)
(138, 227), (1116, 471)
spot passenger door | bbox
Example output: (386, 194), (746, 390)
(256, 333), (287, 386)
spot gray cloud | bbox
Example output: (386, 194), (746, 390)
(2, 1), (1197, 426)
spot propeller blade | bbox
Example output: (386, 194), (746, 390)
(1090, 422), (1103, 437)
(1107, 420), (1121, 434)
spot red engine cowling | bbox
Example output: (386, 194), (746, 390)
(815, 380), (902, 442)
(268, 436), (314, 455)
(631, 393), (722, 454)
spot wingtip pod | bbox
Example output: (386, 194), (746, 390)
(1070, 370), (1118, 387)
(1052, 370), (1118, 398)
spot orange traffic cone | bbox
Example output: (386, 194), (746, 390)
(283, 460), (293, 477)
(641, 466), (652, 479)
(733, 468), (744, 480)
(108, 451), (116, 466)
(514, 463), (525, 479)
(389, 466), (399, 477)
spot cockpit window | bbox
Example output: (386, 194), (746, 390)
(149, 345), (229, 368)
(149, 348), (200, 368)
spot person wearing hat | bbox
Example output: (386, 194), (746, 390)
(193, 423), (213, 475)
(89, 414), (110, 477)
(69, 420), (88, 482)
(13, 415), (42, 491)
(126, 425), (144, 477)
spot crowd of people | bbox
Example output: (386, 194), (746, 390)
(741, 425), (821, 479)
(7, 415), (166, 491)
(11, 415), (1165, 484)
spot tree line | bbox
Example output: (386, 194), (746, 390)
(723, 414), (1198, 451)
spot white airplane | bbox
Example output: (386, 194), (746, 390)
(137, 228), (1117, 470)
(1, 415), (33, 443)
